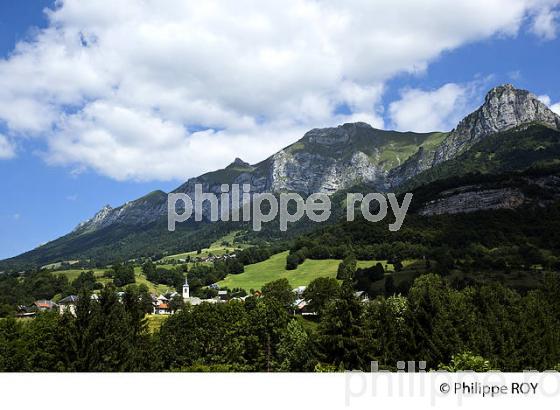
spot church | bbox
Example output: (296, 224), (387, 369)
(182, 278), (206, 306)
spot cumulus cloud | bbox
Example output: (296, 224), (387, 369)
(0, 0), (556, 179)
(0, 134), (15, 159)
(530, 2), (560, 39)
(539, 94), (560, 116)
(538, 94), (552, 106)
(388, 83), (481, 132)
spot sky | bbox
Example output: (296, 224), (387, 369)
(0, 0), (559, 259)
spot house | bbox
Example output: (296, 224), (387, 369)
(153, 294), (172, 314)
(292, 299), (316, 316)
(354, 291), (370, 302)
(58, 295), (79, 315)
(155, 301), (172, 315)
(217, 290), (228, 301)
(184, 296), (203, 306)
(16, 304), (43, 318)
(292, 286), (306, 297)
(33, 300), (58, 312)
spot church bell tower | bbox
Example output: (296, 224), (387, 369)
(182, 277), (190, 300)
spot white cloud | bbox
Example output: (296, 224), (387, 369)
(388, 83), (481, 132)
(538, 94), (552, 105)
(0, 0), (556, 180)
(530, 2), (560, 39)
(0, 134), (15, 159)
(538, 94), (560, 115)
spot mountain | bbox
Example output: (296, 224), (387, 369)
(401, 123), (560, 191)
(388, 84), (560, 186)
(76, 123), (446, 233)
(2, 84), (559, 270)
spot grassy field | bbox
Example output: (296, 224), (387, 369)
(52, 269), (106, 282)
(217, 251), (389, 291)
(52, 267), (174, 295)
(162, 231), (250, 262)
(133, 267), (175, 294)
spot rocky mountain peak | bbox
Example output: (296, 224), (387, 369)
(228, 157), (251, 168)
(304, 122), (373, 146)
(484, 83), (518, 100)
(72, 85), (560, 233)
(74, 204), (113, 232)
(434, 84), (560, 163)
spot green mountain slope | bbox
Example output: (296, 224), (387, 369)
(400, 124), (560, 192)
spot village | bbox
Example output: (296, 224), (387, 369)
(15, 277), (371, 318)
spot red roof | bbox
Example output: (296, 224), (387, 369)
(34, 300), (56, 309)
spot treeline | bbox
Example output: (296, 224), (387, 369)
(0, 245), (283, 317)
(180, 246), (284, 294)
(3, 273), (560, 372)
(284, 202), (560, 274)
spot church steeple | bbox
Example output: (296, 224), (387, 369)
(182, 277), (190, 300)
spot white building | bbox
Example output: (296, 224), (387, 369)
(182, 278), (190, 300)
(58, 295), (78, 315)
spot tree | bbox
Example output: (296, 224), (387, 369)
(384, 276), (396, 297)
(318, 280), (365, 370)
(303, 277), (340, 315)
(362, 295), (414, 368)
(337, 255), (357, 280)
(25, 311), (63, 371)
(370, 263), (385, 281)
(278, 319), (317, 371)
(169, 294), (185, 313)
(407, 274), (464, 368)
(261, 279), (295, 307)
(57, 285), (154, 371)
(246, 298), (290, 371)
(111, 263), (135, 287)
(286, 250), (306, 270)
(227, 259), (245, 275)
(0, 317), (28, 371)
(439, 352), (493, 372)
(159, 301), (251, 371)
(286, 253), (300, 270)
(72, 270), (102, 292)
(142, 260), (157, 281)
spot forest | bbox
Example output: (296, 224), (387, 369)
(2, 272), (560, 372)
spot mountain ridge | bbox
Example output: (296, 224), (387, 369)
(3, 83), (560, 269)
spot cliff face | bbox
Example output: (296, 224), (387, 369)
(434, 84), (560, 163)
(418, 187), (527, 216)
(267, 125), (385, 194)
(74, 191), (169, 233)
(386, 145), (436, 187)
(76, 123), (413, 231)
(75, 84), (560, 233)
(388, 84), (560, 187)
(417, 174), (560, 216)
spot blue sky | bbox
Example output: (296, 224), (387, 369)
(0, 0), (559, 259)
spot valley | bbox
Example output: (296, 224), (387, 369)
(1, 84), (560, 372)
